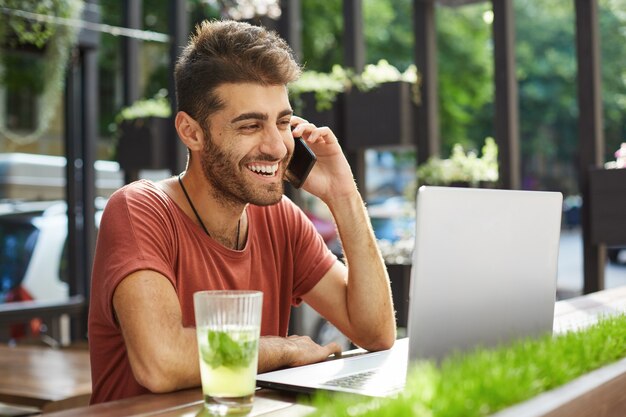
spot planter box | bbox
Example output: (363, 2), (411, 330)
(492, 355), (626, 417)
(343, 81), (416, 151)
(117, 117), (170, 171)
(296, 91), (344, 136)
(588, 168), (626, 246)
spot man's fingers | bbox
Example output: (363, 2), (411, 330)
(324, 341), (343, 356)
(291, 122), (316, 138)
(306, 126), (336, 144)
(290, 115), (308, 127)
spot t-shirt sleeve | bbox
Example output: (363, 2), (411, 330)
(92, 183), (178, 326)
(282, 199), (337, 305)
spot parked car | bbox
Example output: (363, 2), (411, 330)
(0, 200), (104, 340)
(1, 201), (68, 304)
(0, 200), (107, 305)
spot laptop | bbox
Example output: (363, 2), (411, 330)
(256, 186), (563, 397)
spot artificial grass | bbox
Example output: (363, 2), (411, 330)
(307, 314), (626, 417)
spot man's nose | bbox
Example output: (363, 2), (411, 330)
(259, 127), (288, 157)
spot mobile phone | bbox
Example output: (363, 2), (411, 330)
(285, 137), (317, 189)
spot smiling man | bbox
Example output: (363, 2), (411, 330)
(88, 20), (395, 404)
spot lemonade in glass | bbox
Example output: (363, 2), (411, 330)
(194, 291), (262, 416)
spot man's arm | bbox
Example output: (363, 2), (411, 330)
(293, 119), (396, 351)
(113, 271), (199, 393)
(113, 271), (342, 392)
(301, 199), (397, 351)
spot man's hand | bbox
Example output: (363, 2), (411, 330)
(290, 116), (357, 203)
(257, 335), (342, 373)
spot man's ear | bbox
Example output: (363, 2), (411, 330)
(175, 111), (205, 151)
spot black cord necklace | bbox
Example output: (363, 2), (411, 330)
(178, 173), (241, 250)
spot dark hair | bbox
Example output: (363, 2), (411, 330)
(174, 20), (301, 124)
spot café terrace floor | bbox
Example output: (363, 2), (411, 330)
(557, 227), (626, 299)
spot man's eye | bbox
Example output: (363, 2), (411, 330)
(278, 120), (291, 130)
(241, 124), (260, 131)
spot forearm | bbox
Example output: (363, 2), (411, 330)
(326, 192), (396, 350)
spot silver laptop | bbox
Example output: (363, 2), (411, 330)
(256, 186), (563, 397)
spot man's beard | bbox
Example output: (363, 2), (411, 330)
(200, 131), (288, 207)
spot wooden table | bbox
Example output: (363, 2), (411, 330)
(31, 286), (626, 416)
(0, 345), (91, 412)
(552, 284), (626, 333)
(43, 388), (312, 417)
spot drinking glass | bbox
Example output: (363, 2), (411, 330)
(194, 290), (263, 416)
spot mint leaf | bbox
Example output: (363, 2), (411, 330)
(201, 329), (258, 369)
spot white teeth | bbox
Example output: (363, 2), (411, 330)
(249, 163), (278, 176)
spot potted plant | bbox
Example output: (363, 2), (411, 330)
(343, 60), (420, 150)
(289, 60), (420, 151)
(115, 93), (171, 176)
(414, 137), (499, 190)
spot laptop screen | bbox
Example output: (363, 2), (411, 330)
(407, 186), (562, 361)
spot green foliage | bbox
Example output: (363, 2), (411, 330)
(0, 51), (45, 94)
(515, 0), (626, 192)
(301, 0), (343, 72)
(436, 4), (494, 154)
(598, 0), (626, 159)
(416, 138), (498, 187)
(114, 93), (171, 124)
(301, 0), (415, 73)
(515, 0), (578, 175)
(0, 0), (58, 48)
(363, 0), (414, 72)
(307, 314), (626, 417)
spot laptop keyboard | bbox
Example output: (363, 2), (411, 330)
(321, 370), (378, 390)
(321, 369), (405, 395)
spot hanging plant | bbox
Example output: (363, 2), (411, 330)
(0, 0), (84, 146)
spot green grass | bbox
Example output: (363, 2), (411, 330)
(307, 314), (626, 417)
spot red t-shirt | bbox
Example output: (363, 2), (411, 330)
(88, 180), (336, 404)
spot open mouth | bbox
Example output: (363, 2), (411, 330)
(247, 163), (279, 177)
